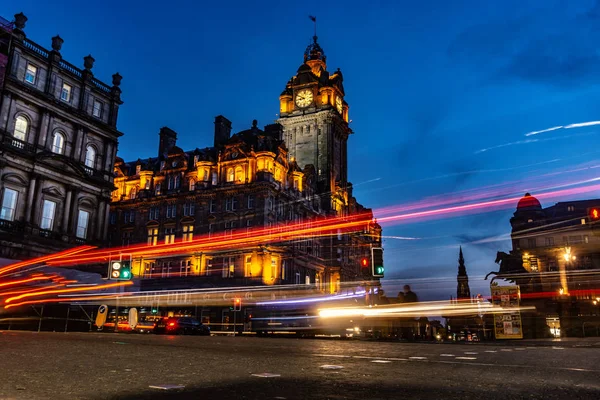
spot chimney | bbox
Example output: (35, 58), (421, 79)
(214, 115), (232, 148)
(158, 127), (178, 159)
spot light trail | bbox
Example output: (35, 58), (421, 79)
(0, 246), (95, 277)
(4, 281), (133, 304)
(0, 276), (53, 288)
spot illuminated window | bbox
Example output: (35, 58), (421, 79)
(581, 218), (586, 225)
(129, 187), (137, 200)
(61, 83), (71, 102)
(14, 116), (28, 141)
(235, 166), (244, 182)
(212, 171), (218, 185)
(155, 183), (161, 195)
(164, 227), (175, 244)
(51, 132), (65, 154)
(244, 255), (252, 277)
(25, 64), (37, 84)
(223, 257), (235, 278)
(189, 179), (195, 191)
(271, 257), (277, 279)
(147, 228), (158, 245)
(92, 99), (103, 118)
(183, 224), (194, 242)
(85, 145), (96, 168)
(203, 169), (209, 181)
(281, 260), (286, 280)
(305, 275), (310, 285)
(0, 188), (18, 221)
(40, 200), (57, 230)
(227, 168), (234, 182)
(76, 209), (90, 239)
(567, 205), (575, 212)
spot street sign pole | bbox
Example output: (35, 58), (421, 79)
(115, 254), (122, 333)
(233, 309), (236, 337)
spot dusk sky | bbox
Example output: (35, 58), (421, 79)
(5, 0), (600, 300)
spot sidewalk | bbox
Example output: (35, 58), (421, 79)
(467, 337), (600, 348)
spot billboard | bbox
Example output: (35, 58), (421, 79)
(491, 285), (523, 339)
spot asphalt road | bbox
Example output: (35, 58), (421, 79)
(1, 331), (599, 400)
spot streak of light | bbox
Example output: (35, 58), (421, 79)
(4, 281), (133, 304)
(0, 284), (66, 298)
(3, 293), (134, 310)
(0, 276), (52, 288)
(318, 300), (535, 319)
(565, 121), (600, 129)
(256, 291), (366, 306)
(0, 246), (95, 276)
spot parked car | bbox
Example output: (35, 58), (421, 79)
(153, 317), (211, 335)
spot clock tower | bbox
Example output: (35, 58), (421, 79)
(277, 35), (351, 214)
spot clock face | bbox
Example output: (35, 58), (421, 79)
(336, 96), (343, 114)
(295, 89), (313, 108)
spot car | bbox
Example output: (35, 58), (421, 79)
(153, 317), (211, 335)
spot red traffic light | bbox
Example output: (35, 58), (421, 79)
(590, 208), (600, 220)
(361, 258), (369, 267)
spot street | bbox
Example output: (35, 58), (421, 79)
(1, 331), (599, 399)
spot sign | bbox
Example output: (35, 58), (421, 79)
(491, 286), (523, 339)
(95, 304), (108, 328)
(128, 308), (138, 330)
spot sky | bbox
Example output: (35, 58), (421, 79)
(4, 0), (600, 301)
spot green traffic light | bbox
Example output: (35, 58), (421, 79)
(122, 270), (130, 278)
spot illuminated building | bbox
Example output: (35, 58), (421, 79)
(0, 13), (124, 259)
(108, 35), (381, 293)
(499, 193), (600, 337)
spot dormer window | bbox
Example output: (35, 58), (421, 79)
(227, 168), (234, 182)
(172, 161), (178, 168)
(567, 205), (575, 212)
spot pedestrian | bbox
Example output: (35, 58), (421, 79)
(403, 285), (418, 303)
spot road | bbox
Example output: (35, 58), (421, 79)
(0, 331), (599, 400)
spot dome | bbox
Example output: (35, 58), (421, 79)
(297, 63), (312, 73)
(517, 193), (542, 210)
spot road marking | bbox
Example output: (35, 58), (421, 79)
(112, 341), (127, 345)
(552, 346), (565, 350)
(149, 384), (185, 390)
(313, 354), (351, 358)
(514, 348), (526, 351)
(440, 354), (455, 357)
(252, 373), (281, 378)
(371, 360), (392, 363)
(455, 356), (477, 360)
(484, 350), (497, 353)
(409, 356), (427, 360)
(320, 365), (344, 370)
(464, 352), (478, 354)
(312, 354), (407, 362)
(500, 349), (513, 352)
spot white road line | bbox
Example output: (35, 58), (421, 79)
(455, 357), (477, 360)
(320, 365), (344, 370)
(371, 360), (392, 363)
(500, 349), (513, 352)
(313, 354), (351, 358)
(514, 348), (526, 351)
(484, 350), (497, 353)
(440, 354), (455, 357)
(409, 356), (427, 360)
(464, 352), (478, 355)
(552, 346), (565, 350)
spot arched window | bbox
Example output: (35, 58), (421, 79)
(52, 132), (65, 154)
(85, 145), (96, 168)
(167, 176), (174, 190)
(189, 179), (195, 191)
(129, 186), (137, 200)
(14, 116), (28, 141)
(203, 169), (209, 181)
(227, 168), (234, 182)
(235, 166), (244, 182)
(174, 175), (180, 189)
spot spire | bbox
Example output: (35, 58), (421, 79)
(457, 246), (471, 300)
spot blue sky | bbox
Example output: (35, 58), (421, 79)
(4, 0), (600, 300)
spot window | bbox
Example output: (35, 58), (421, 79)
(235, 166), (244, 182)
(189, 179), (195, 191)
(122, 231), (133, 247)
(183, 225), (194, 242)
(210, 199), (216, 213)
(225, 198), (232, 211)
(165, 228), (175, 244)
(84, 145), (96, 168)
(40, 200), (57, 230)
(581, 218), (587, 225)
(584, 235), (589, 244)
(166, 204), (176, 218)
(247, 195), (254, 209)
(136, 165), (141, 175)
(155, 183), (162, 196)
(147, 227), (158, 245)
(281, 260), (286, 280)
(305, 275), (310, 285)
(203, 169), (209, 181)
(544, 237), (554, 247)
(183, 202), (195, 216)
(227, 168), (234, 182)
(268, 196), (274, 210)
(109, 212), (116, 225)
(123, 211), (135, 223)
(223, 257), (235, 278)
(149, 207), (160, 221)
(208, 223), (214, 238)
(212, 171), (218, 186)
(0, 188), (18, 221)
(52, 132), (65, 154)
(129, 187), (137, 200)
(271, 257), (277, 279)
(14, 116), (28, 141)
(232, 197), (238, 211)
(245, 255), (252, 277)
(25, 64), (37, 84)
(76, 210), (90, 239)
(61, 83), (71, 102)
(92, 99), (103, 118)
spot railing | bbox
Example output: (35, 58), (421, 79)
(23, 39), (49, 58)
(2, 134), (37, 153)
(91, 77), (111, 94)
(0, 219), (24, 232)
(59, 60), (82, 78)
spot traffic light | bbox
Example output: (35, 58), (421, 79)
(233, 298), (242, 311)
(590, 208), (600, 220)
(371, 247), (384, 278)
(109, 259), (132, 280)
(360, 257), (369, 268)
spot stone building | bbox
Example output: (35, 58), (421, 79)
(496, 193), (600, 337)
(0, 12), (124, 259)
(108, 35), (381, 292)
